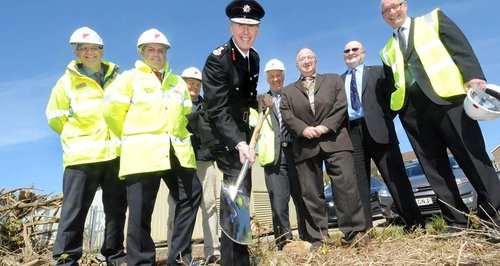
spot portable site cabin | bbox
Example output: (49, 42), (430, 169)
(84, 160), (299, 249)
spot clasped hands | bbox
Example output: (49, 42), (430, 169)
(302, 125), (329, 139)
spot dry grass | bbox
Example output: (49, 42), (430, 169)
(247, 214), (500, 266)
(251, 229), (500, 265)
(2, 188), (499, 265)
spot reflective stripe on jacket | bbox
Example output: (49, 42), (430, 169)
(167, 84), (196, 169)
(249, 108), (275, 166)
(380, 8), (464, 111)
(103, 60), (194, 178)
(46, 60), (120, 168)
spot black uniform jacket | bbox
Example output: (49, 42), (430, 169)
(200, 39), (259, 151)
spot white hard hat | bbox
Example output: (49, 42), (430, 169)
(463, 84), (500, 121)
(264, 59), (286, 72)
(137, 28), (171, 53)
(181, 67), (202, 81)
(69, 27), (103, 47)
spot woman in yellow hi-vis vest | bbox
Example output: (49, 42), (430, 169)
(46, 27), (127, 265)
(103, 29), (201, 265)
(380, 0), (500, 230)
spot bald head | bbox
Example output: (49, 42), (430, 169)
(343, 41), (365, 69)
(296, 48), (317, 77)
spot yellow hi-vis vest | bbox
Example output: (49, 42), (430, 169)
(46, 60), (120, 168)
(166, 80), (196, 169)
(249, 108), (276, 166)
(379, 8), (464, 111)
(103, 60), (194, 178)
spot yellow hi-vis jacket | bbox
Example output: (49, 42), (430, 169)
(46, 60), (120, 169)
(379, 8), (464, 111)
(249, 108), (276, 166)
(103, 60), (195, 178)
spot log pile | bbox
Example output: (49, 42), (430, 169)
(0, 188), (62, 266)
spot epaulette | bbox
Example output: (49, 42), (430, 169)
(212, 43), (229, 57)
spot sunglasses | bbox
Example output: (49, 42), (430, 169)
(343, 47), (361, 54)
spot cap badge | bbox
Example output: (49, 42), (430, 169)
(243, 4), (251, 13)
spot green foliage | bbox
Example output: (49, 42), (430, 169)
(425, 214), (447, 234)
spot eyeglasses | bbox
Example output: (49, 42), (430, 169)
(298, 55), (316, 63)
(343, 47), (361, 54)
(381, 1), (405, 15)
(76, 46), (103, 52)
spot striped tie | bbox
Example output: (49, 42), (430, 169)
(275, 95), (289, 143)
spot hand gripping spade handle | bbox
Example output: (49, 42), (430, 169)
(228, 106), (270, 201)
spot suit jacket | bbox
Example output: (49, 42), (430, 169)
(281, 73), (352, 162)
(383, 10), (485, 107)
(265, 90), (287, 166)
(201, 39), (259, 151)
(341, 65), (398, 144)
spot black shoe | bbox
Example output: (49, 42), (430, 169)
(206, 254), (221, 264)
(191, 259), (206, 266)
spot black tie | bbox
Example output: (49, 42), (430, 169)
(350, 69), (361, 111)
(275, 95), (289, 143)
(94, 72), (104, 88)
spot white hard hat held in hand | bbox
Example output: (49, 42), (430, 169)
(463, 84), (500, 121)
(69, 27), (103, 48)
(181, 67), (202, 81)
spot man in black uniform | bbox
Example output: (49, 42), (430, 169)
(201, 0), (271, 265)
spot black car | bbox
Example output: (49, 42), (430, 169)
(378, 156), (477, 222)
(325, 177), (384, 227)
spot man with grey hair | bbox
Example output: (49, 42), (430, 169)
(281, 47), (368, 247)
(380, 0), (500, 231)
(257, 59), (306, 250)
(201, 0), (272, 265)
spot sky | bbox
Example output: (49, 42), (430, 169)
(1, 0), (499, 195)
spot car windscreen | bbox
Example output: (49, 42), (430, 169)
(405, 163), (424, 177)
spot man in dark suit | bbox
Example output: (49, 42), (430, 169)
(341, 40), (425, 231)
(258, 59), (307, 250)
(280, 48), (368, 247)
(380, 0), (500, 229)
(201, 0), (272, 265)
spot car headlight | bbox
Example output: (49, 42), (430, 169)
(462, 195), (474, 204)
(378, 188), (391, 197)
(455, 176), (469, 185)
